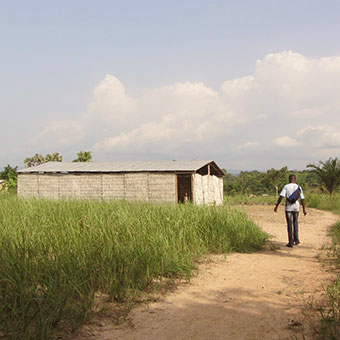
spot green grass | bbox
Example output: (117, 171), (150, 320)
(303, 193), (340, 339)
(0, 194), (268, 340)
(307, 193), (340, 215)
(316, 222), (340, 340)
(224, 193), (277, 205)
(225, 192), (340, 213)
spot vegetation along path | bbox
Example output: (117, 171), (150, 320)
(75, 205), (339, 340)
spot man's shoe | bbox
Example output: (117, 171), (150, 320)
(294, 241), (300, 245)
(286, 243), (293, 247)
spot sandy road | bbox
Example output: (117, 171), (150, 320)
(74, 206), (339, 340)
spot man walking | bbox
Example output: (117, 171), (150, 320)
(274, 174), (307, 247)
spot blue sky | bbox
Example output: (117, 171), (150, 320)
(1, 1), (340, 170)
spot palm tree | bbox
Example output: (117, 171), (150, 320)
(24, 153), (62, 167)
(307, 157), (340, 195)
(73, 151), (92, 162)
(45, 152), (63, 162)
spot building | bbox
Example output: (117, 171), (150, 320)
(17, 160), (224, 205)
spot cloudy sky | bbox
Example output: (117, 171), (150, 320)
(1, 0), (340, 171)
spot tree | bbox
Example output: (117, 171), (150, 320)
(24, 153), (63, 168)
(264, 167), (288, 196)
(307, 157), (340, 195)
(73, 151), (92, 162)
(0, 164), (18, 180)
(44, 153), (63, 163)
(0, 164), (18, 192)
(223, 170), (268, 195)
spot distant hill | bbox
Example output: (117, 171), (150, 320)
(226, 169), (242, 175)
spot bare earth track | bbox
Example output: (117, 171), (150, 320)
(74, 206), (339, 340)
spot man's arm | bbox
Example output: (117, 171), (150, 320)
(274, 196), (284, 213)
(301, 199), (307, 215)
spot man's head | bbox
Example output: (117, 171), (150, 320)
(289, 174), (296, 183)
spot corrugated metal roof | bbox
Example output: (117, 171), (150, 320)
(18, 160), (220, 174)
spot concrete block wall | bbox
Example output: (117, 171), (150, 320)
(148, 173), (176, 203)
(125, 173), (149, 201)
(102, 174), (125, 199)
(59, 175), (77, 199)
(17, 174), (39, 197)
(38, 175), (60, 199)
(18, 172), (177, 203)
(80, 174), (102, 199)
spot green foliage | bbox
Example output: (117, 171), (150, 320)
(224, 171), (268, 195)
(0, 164), (18, 192)
(224, 194), (277, 205)
(265, 167), (288, 196)
(315, 222), (340, 339)
(0, 197), (268, 340)
(224, 167), (326, 197)
(306, 194), (340, 338)
(24, 153), (63, 168)
(0, 164), (18, 181)
(307, 157), (340, 196)
(296, 169), (321, 191)
(73, 151), (92, 162)
(224, 167), (290, 196)
(307, 193), (340, 214)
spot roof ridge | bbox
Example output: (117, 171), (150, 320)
(18, 160), (223, 176)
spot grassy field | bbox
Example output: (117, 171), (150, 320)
(317, 223), (340, 340)
(307, 193), (340, 339)
(0, 194), (268, 340)
(307, 193), (340, 215)
(225, 192), (340, 214)
(224, 193), (277, 206)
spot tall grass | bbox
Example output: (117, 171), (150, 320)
(316, 223), (340, 340)
(0, 194), (267, 340)
(304, 193), (340, 339)
(307, 193), (340, 215)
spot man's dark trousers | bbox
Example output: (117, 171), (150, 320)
(285, 211), (299, 245)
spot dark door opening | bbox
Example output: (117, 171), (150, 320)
(177, 174), (192, 203)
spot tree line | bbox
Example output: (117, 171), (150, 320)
(223, 157), (340, 196)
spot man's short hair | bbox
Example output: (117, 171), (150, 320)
(289, 174), (296, 182)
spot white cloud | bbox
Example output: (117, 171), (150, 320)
(30, 51), (340, 169)
(273, 136), (297, 147)
(30, 120), (86, 146)
(92, 80), (244, 153)
(298, 125), (340, 149)
(236, 142), (260, 151)
(87, 75), (134, 124)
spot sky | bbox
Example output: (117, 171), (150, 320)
(1, 0), (340, 171)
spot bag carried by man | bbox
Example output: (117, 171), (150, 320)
(286, 186), (301, 204)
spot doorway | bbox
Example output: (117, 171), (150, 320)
(177, 174), (192, 203)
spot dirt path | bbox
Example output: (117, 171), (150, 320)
(75, 206), (339, 340)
